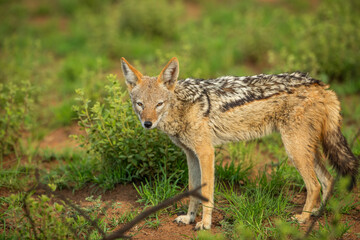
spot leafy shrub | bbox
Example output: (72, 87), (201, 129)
(0, 80), (34, 159)
(73, 74), (186, 189)
(0, 37), (48, 160)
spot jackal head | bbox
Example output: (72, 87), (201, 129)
(121, 57), (179, 129)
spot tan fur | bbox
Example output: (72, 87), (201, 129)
(121, 57), (359, 229)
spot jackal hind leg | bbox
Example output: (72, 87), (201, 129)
(312, 148), (334, 216)
(174, 148), (201, 225)
(281, 133), (321, 223)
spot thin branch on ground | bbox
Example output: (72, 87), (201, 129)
(22, 189), (41, 240)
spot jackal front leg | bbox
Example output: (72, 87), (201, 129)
(194, 144), (215, 230)
(174, 149), (201, 225)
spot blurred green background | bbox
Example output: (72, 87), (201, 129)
(1, 0), (359, 164)
(0, 0), (359, 161)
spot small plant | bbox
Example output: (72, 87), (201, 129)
(0, 80), (34, 161)
(115, 208), (139, 225)
(144, 215), (162, 229)
(2, 192), (79, 239)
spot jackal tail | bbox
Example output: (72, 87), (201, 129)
(322, 93), (359, 190)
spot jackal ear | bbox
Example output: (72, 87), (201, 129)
(157, 57), (179, 91)
(121, 57), (143, 90)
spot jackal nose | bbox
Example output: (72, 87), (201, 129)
(144, 121), (153, 129)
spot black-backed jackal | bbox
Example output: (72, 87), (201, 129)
(121, 57), (358, 230)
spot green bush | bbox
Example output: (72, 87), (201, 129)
(0, 37), (48, 160)
(119, 0), (183, 40)
(73, 74), (186, 189)
(0, 80), (34, 160)
(278, 0), (360, 88)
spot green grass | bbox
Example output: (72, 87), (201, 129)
(111, 206), (139, 225)
(215, 142), (255, 185)
(133, 166), (184, 213)
(217, 163), (293, 239)
(215, 157), (252, 185)
(0, 164), (34, 190)
(42, 153), (97, 190)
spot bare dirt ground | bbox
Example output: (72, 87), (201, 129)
(39, 124), (84, 150)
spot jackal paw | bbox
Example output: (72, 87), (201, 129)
(174, 215), (192, 225)
(291, 214), (308, 223)
(194, 221), (211, 230)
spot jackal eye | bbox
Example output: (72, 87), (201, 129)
(136, 102), (143, 107)
(156, 102), (164, 107)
